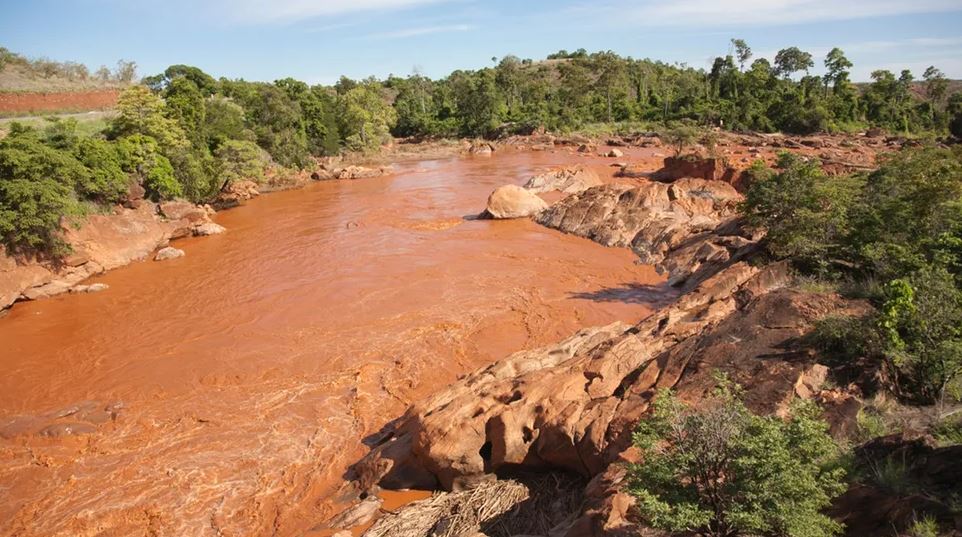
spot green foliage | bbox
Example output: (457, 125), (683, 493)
(628, 383), (846, 537)
(877, 267), (962, 404)
(908, 515), (940, 537)
(0, 128), (85, 253)
(203, 95), (252, 149)
(214, 140), (269, 186)
(743, 153), (862, 274)
(115, 134), (180, 200)
(661, 125), (701, 157)
(110, 85), (189, 152)
(749, 148), (962, 404)
(933, 415), (962, 446)
(72, 138), (128, 203)
(338, 82), (397, 152)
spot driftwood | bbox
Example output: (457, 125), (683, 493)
(363, 474), (584, 537)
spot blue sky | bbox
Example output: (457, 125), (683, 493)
(3, 0), (962, 84)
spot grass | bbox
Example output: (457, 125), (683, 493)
(0, 112), (112, 138)
(907, 515), (940, 537)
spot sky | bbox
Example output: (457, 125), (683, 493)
(2, 0), (962, 85)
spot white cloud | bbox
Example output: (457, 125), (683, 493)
(223, 0), (451, 24)
(367, 23), (474, 39)
(580, 0), (962, 27)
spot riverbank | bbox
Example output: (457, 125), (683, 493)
(0, 130), (898, 315)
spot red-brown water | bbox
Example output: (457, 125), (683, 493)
(0, 150), (665, 536)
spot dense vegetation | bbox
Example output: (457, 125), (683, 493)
(1, 40), (961, 257)
(744, 148), (962, 407)
(629, 382), (845, 537)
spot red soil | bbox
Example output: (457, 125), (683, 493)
(0, 89), (120, 114)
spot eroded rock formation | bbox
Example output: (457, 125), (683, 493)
(537, 179), (749, 287)
(0, 200), (222, 310)
(523, 165), (602, 194)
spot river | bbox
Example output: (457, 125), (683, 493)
(0, 149), (666, 536)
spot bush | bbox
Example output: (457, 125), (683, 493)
(73, 138), (128, 203)
(116, 134), (181, 200)
(628, 382), (846, 537)
(877, 266), (962, 404)
(214, 140), (269, 187)
(743, 153), (862, 274)
(0, 129), (87, 253)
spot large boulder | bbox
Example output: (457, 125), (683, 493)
(482, 185), (549, 219)
(523, 165), (602, 194)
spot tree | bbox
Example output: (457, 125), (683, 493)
(116, 134), (181, 200)
(0, 128), (84, 254)
(214, 140), (269, 188)
(949, 92), (962, 139)
(774, 47), (814, 78)
(114, 59), (137, 83)
(922, 66), (948, 106)
(878, 266), (962, 406)
(109, 86), (189, 152)
(731, 39), (752, 71)
(338, 82), (397, 152)
(629, 383), (845, 537)
(742, 153), (862, 273)
(823, 48), (852, 92)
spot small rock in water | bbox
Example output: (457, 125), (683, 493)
(193, 223), (226, 236)
(70, 283), (109, 293)
(154, 247), (185, 261)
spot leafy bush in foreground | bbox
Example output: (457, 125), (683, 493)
(628, 384), (845, 537)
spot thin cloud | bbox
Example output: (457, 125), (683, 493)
(367, 23), (475, 39)
(223, 0), (451, 24)
(575, 0), (962, 27)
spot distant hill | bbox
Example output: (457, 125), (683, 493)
(0, 47), (134, 93)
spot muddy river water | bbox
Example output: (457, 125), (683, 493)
(0, 149), (666, 536)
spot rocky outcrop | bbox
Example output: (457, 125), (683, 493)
(215, 180), (260, 208)
(481, 185), (549, 219)
(334, 165), (392, 180)
(154, 247), (185, 261)
(352, 261), (859, 509)
(0, 200), (223, 310)
(537, 179), (749, 287)
(831, 433), (962, 536)
(312, 165), (392, 181)
(466, 141), (496, 155)
(523, 165), (602, 194)
(651, 156), (741, 185)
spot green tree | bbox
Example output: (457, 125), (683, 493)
(774, 47), (814, 79)
(878, 266), (962, 405)
(338, 82), (398, 152)
(0, 128), (84, 253)
(629, 384), (845, 537)
(116, 134), (181, 200)
(110, 85), (189, 152)
(731, 39), (752, 71)
(214, 140), (269, 188)
(743, 153), (862, 273)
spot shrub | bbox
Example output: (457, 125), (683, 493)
(878, 266), (962, 404)
(116, 134), (181, 200)
(72, 138), (128, 203)
(0, 129), (87, 253)
(743, 152), (862, 274)
(661, 125), (701, 157)
(214, 140), (269, 187)
(0, 175), (78, 255)
(628, 383), (846, 537)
